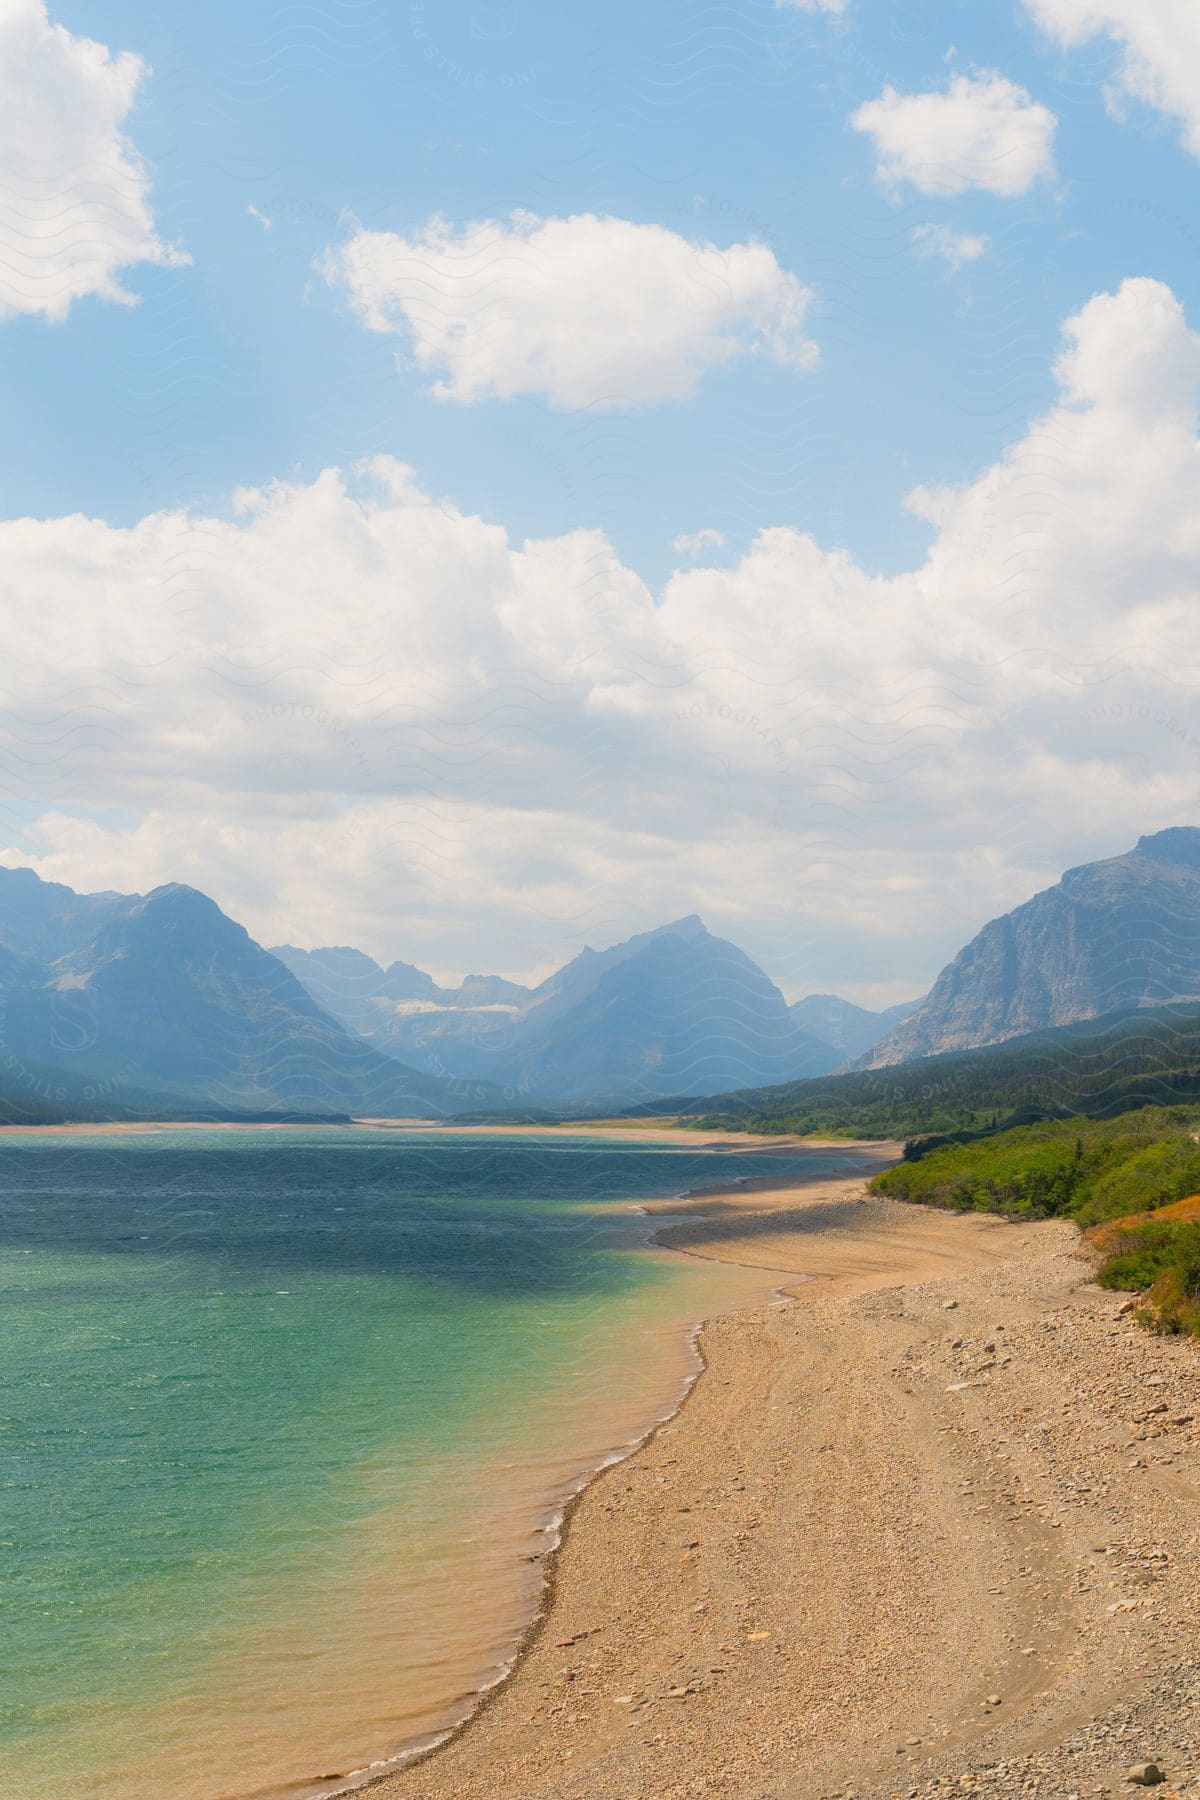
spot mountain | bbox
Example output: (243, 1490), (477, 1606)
(865, 828), (1200, 1068)
(0, 865), (127, 962)
(270, 944), (447, 1039)
(280, 916), (839, 1102)
(788, 993), (921, 1064)
(0, 869), (493, 1117)
(680, 996), (1200, 1142)
(497, 915), (837, 1101)
(454, 973), (532, 1008)
(269, 947), (535, 1053)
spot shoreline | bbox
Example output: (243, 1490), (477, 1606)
(333, 1321), (720, 1795)
(362, 1169), (1200, 1800)
(337, 1147), (901, 1796)
(0, 1115), (886, 1151)
(314, 1144), (901, 1797)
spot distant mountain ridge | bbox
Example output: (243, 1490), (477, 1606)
(0, 865), (127, 963)
(271, 944), (533, 1035)
(866, 827), (1200, 1068)
(788, 992), (921, 1062)
(276, 917), (906, 1102)
(0, 866), (930, 1117)
(0, 869), (494, 1117)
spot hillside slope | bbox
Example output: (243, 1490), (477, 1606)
(867, 827), (1200, 1067)
(0, 869), (492, 1117)
(683, 997), (1200, 1139)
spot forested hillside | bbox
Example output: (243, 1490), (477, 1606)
(684, 1000), (1200, 1139)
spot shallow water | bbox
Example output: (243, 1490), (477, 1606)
(0, 1128), (848, 1799)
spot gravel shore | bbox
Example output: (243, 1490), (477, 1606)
(366, 1176), (1200, 1800)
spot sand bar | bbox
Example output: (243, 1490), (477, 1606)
(0, 1117), (829, 1145)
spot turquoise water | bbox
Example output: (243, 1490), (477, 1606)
(0, 1128), (841, 1798)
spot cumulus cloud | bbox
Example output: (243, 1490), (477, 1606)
(2, 279), (1200, 991)
(1023, 1), (1200, 157)
(911, 222), (991, 267)
(852, 71), (1058, 197)
(672, 528), (728, 556)
(0, 0), (187, 321)
(319, 211), (819, 410)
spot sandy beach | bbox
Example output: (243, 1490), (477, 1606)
(0, 1117), (813, 1144)
(351, 1119), (818, 1146)
(364, 1158), (1200, 1800)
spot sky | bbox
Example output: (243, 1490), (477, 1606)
(3, 0), (1200, 1003)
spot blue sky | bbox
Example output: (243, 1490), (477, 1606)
(11, 0), (1197, 581)
(4, 0), (1200, 999)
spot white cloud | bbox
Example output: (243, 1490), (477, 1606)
(911, 222), (991, 267)
(775, 0), (850, 11)
(852, 71), (1058, 197)
(0, 0), (187, 321)
(672, 528), (728, 556)
(246, 203), (273, 233)
(319, 211), (819, 410)
(2, 279), (1200, 993)
(1023, 1), (1200, 157)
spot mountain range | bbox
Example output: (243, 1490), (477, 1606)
(865, 827), (1200, 1067)
(6, 824), (1200, 1122)
(0, 870), (905, 1118)
(274, 917), (904, 1101)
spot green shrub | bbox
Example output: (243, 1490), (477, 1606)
(1079, 1141), (1200, 1226)
(1097, 1220), (1200, 1292)
(873, 1108), (1200, 1338)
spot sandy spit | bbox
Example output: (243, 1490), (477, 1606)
(0, 1118), (851, 1146)
(350, 1120), (862, 1147)
(364, 1167), (1200, 1800)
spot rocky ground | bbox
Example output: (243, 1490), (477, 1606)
(365, 1186), (1200, 1800)
(867, 1263), (1200, 1800)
